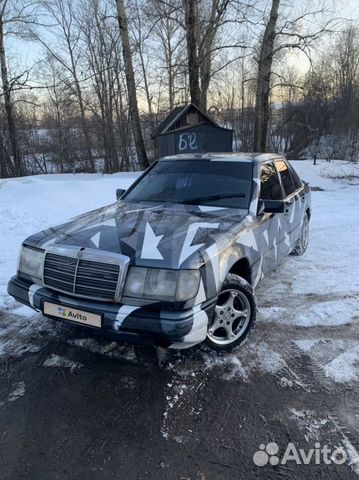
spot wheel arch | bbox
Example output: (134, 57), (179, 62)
(228, 257), (252, 285)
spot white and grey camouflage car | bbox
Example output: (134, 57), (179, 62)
(8, 153), (311, 351)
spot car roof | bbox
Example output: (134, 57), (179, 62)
(158, 152), (283, 164)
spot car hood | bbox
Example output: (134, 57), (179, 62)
(25, 201), (248, 269)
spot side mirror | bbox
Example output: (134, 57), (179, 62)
(258, 199), (285, 214)
(116, 188), (126, 201)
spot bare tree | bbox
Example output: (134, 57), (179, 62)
(32, 0), (96, 172)
(42, 56), (71, 173)
(131, 0), (153, 115)
(148, 0), (186, 110)
(0, 0), (25, 176)
(79, 0), (120, 173)
(253, 0), (280, 152)
(116, 0), (149, 169)
(183, 0), (235, 111)
(333, 26), (359, 130)
(253, 0), (337, 152)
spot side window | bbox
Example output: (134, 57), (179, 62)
(288, 163), (303, 190)
(275, 159), (296, 196)
(260, 162), (283, 200)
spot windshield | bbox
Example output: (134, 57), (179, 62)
(123, 160), (252, 209)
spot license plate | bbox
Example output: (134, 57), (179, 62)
(43, 302), (102, 328)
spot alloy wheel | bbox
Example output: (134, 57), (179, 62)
(207, 288), (251, 346)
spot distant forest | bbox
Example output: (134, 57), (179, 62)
(0, 0), (358, 177)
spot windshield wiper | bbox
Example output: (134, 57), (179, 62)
(183, 193), (245, 205)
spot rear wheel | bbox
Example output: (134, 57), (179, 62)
(291, 213), (309, 256)
(205, 274), (256, 352)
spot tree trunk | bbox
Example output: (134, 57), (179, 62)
(114, 71), (130, 171)
(184, 0), (201, 107)
(0, 19), (24, 176)
(253, 0), (280, 152)
(116, 0), (149, 170)
(198, 0), (218, 111)
(101, 114), (111, 174)
(78, 86), (96, 173)
(168, 59), (174, 110)
(55, 105), (65, 174)
(138, 47), (153, 116)
(0, 131), (10, 177)
(184, 0), (229, 111)
(199, 40), (213, 111)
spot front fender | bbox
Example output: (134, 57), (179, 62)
(189, 219), (260, 307)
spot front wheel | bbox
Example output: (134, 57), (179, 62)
(205, 274), (257, 352)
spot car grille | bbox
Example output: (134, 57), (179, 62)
(43, 252), (122, 302)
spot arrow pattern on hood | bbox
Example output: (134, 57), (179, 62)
(141, 222), (164, 260)
(178, 222), (219, 267)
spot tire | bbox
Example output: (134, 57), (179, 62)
(205, 273), (257, 352)
(291, 213), (310, 256)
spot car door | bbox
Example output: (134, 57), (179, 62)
(274, 158), (303, 252)
(257, 161), (287, 273)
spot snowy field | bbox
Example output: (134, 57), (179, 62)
(0, 160), (358, 478)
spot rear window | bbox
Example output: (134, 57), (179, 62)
(275, 159), (296, 196)
(287, 162), (303, 190)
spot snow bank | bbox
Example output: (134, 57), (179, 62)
(320, 161), (359, 183)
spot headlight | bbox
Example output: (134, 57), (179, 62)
(124, 267), (200, 302)
(18, 246), (44, 280)
(177, 270), (201, 301)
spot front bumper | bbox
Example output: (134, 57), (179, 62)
(7, 276), (215, 349)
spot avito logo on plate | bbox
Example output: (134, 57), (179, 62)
(57, 306), (88, 322)
(58, 306), (67, 318)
